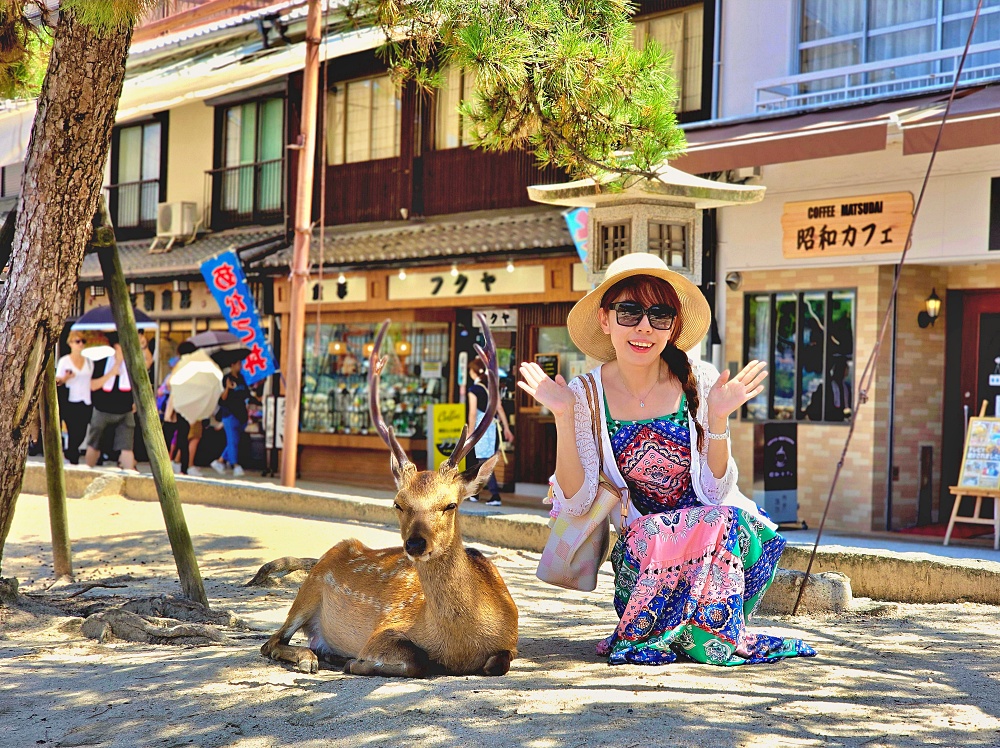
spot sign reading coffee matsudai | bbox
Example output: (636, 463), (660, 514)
(781, 192), (914, 258)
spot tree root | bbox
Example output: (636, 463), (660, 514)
(245, 556), (317, 587)
(81, 595), (247, 646)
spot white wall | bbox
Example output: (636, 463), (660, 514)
(165, 101), (215, 223)
(717, 0), (797, 119)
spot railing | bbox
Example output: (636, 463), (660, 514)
(755, 40), (1000, 113)
(107, 178), (160, 233)
(207, 158), (284, 230)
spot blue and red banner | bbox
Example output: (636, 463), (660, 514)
(563, 207), (589, 263)
(200, 250), (277, 385)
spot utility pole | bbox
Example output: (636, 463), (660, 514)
(281, 0), (322, 487)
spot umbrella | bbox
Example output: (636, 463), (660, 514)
(187, 330), (240, 349)
(210, 347), (250, 370)
(168, 349), (224, 423)
(71, 305), (158, 331)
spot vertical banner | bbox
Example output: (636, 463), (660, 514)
(200, 250), (278, 385)
(563, 207), (589, 263)
(429, 403), (466, 472)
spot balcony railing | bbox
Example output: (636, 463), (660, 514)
(207, 158), (284, 230)
(755, 40), (1000, 113)
(107, 178), (160, 234)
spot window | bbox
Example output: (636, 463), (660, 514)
(0, 162), (22, 198)
(161, 290), (173, 311)
(648, 221), (688, 269)
(799, 0), (1000, 93)
(110, 119), (163, 231)
(633, 4), (704, 112)
(215, 97), (284, 225)
(142, 291), (155, 312)
(597, 221), (631, 269)
(179, 289), (192, 309)
(743, 289), (856, 423)
(326, 75), (401, 164)
(435, 66), (478, 149)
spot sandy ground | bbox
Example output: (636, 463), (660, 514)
(2, 492), (1000, 748)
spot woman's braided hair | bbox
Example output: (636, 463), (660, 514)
(601, 275), (704, 451)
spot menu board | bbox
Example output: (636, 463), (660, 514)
(534, 353), (560, 380)
(957, 418), (1000, 491)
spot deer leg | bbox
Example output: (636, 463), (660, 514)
(344, 629), (430, 678)
(482, 650), (514, 676)
(261, 599), (321, 674)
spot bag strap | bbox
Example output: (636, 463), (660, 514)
(583, 373), (629, 529)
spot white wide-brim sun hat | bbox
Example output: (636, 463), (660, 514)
(567, 253), (712, 362)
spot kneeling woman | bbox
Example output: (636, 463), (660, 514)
(519, 253), (815, 666)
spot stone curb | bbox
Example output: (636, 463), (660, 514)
(23, 464), (1000, 606)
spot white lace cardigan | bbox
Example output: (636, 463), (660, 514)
(548, 361), (777, 532)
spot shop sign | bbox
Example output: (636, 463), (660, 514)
(200, 250), (278, 385)
(429, 403), (467, 471)
(473, 308), (517, 330)
(388, 265), (545, 301)
(309, 277), (368, 304)
(781, 192), (913, 259)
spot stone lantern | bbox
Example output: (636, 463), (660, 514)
(528, 163), (765, 289)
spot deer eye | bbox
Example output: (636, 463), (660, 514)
(393, 502), (403, 511)
(443, 503), (457, 512)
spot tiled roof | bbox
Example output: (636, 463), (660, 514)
(258, 207), (574, 269)
(79, 227), (287, 282)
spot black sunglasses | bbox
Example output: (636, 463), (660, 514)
(609, 301), (677, 330)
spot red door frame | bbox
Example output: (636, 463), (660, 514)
(959, 291), (1000, 418)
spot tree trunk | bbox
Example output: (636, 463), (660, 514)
(0, 9), (132, 575)
(41, 353), (72, 579)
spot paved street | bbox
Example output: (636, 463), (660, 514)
(2, 490), (1000, 748)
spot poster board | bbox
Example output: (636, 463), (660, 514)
(534, 353), (560, 380)
(956, 417), (1000, 492)
(429, 403), (466, 472)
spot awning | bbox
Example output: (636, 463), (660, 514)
(901, 84), (1000, 154)
(671, 92), (952, 174)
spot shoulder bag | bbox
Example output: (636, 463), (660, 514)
(535, 373), (629, 591)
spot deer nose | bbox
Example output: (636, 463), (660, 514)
(404, 536), (427, 557)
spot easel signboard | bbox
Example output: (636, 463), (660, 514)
(957, 416), (1000, 491)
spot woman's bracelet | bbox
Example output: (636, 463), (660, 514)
(706, 425), (730, 441)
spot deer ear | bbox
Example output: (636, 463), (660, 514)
(460, 453), (500, 499)
(391, 454), (416, 488)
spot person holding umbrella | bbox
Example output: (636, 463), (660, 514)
(162, 341), (200, 476)
(211, 358), (251, 477)
(55, 332), (94, 464)
(85, 332), (137, 471)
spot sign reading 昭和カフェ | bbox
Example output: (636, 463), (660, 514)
(781, 192), (914, 258)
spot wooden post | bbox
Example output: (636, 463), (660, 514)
(40, 353), (72, 580)
(91, 203), (208, 607)
(280, 0), (322, 487)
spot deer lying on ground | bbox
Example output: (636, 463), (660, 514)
(261, 315), (518, 677)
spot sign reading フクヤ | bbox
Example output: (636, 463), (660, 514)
(781, 192), (914, 259)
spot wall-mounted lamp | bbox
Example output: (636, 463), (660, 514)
(450, 264), (459, 277)
(725, 271), (743, 291)
(918, 288), (942, 328)
(398, 268), (407, 280)
(337, 272), (346, 284)
(506, 258), (515, 273)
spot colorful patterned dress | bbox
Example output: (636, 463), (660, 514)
(595, 394), (816, 666)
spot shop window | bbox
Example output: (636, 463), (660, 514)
(0, 161), (22, 198)
(326, 74), (402, 165)
(798, 0), (1000, 95)
(596, 221), (631, 269)
(301, 321), (450, 436)
(648, 221), (688, 269)
(633, 4), (704, 112)
(743, 289), (856, 423)
(435, 66), (478, 149)
(161, 290), (173, 311)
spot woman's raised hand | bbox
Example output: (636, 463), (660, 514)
(517, 361), (575, 418)
(707, 360), (768, 421)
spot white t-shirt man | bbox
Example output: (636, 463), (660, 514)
(56, 354), (94, 405)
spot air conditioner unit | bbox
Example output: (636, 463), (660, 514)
(156, 201), (197, 238)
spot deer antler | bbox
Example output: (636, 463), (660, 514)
(443, 313), (499, 472)
(369, 320), (411, 480)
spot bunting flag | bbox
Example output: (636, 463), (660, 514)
(200, 250), (278, 385)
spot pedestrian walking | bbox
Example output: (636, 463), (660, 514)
(518, 253), (816, 666)
(465, 357), (513, 506)
(161, 341), (196, 476)
(84, 332), (136, 471)
(55, 333), (94, 464)
(211, 360), (250, 477)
